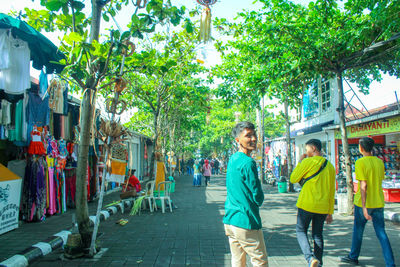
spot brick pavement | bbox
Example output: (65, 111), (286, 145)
(3, 175), (400, 266)
(0, 188), (122, 262)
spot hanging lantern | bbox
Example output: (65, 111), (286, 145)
(196, 0), (217, 43)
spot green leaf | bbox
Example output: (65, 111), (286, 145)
(45, 0), (64, 11)
(103, 13), (110, 22)
(120, 31), (131, 41)
(184, 19), (193, 33)
(69, 32), (83, 42)
(71, 1), (85, 11)
(132, 30), (144, 39)
(109, 8), (116, 17)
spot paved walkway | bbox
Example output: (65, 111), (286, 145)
(2, 174), (400, 266)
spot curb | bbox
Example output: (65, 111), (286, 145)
(384, 211), (400, 223)
(0, 199), (135, 267)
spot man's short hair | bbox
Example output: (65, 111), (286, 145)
(232, 121), (255, 138)
(305, 139), (322, 152)
(359, 137), (374, 152)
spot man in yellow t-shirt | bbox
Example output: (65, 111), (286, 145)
(340, 137), (395, 266)
(290, 139), (336, 267)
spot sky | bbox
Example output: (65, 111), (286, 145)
(1, 0), (399, 113)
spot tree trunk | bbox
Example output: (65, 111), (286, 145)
(149, 110), (160, 179)
(89, 0), (102, 43)
(336, 71), (354, 215)
(75, 89), (95, 248)
(75, 0), (104, 249)
(284, 99), (294, 192)
(261, 95), (265, 184)
(255, 108), (263, 182)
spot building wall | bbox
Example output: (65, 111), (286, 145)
(291, 77), (339, 132)
(293, 130), (336, 165)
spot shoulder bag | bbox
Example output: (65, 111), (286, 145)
(299, 159), (328, 187)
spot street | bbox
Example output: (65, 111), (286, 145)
(23, 174), (400, 266)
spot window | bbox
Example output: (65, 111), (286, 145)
(303, 80), (319, 118)
(321, 80), (331, 112)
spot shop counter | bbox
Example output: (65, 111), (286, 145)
(383, 188), (400, 203)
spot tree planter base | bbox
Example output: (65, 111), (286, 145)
(64, 234), (84, 259)
(63, 233), (102, 259)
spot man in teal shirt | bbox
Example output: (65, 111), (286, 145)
(223, 121), (268, 267)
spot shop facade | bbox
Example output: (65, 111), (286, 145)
(291, 77), (339, 163)
(335, 111), (400, 202)
(290, 76), (400, 202)
(0, 18), (153, 234)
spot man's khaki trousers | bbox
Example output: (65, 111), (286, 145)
(224, 224), (268, 267)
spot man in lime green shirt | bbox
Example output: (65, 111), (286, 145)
(290, 139), (335, 267)
(340, 137), (395, 266)
(223, 121), (268, 267)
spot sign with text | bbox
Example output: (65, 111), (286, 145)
(335, 115), (400, 139)
(0, 179), (21, 235)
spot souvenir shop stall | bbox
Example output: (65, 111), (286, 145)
(335, 114), (400, 202)
(0, 14), (104, 229)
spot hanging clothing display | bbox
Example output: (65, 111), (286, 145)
(0, 99), (11, 125)
(65, 167), (76, 208)
(48, 79), (66, 114)
(0, 90), (24, 103)
(0, 34), (30, 94)
(27, 128), (45, 155)
(27, 92), (50, 127)
(47, 137), (59, 158)
(106, 143), (127, 183)
(39, 70), (48, 99)
(21, 157), (46, 222)
(55, 158), (67, 213)
(0, 29), (10, 70)
(58, 139), (68, 158)
(46, 156), (56, 215)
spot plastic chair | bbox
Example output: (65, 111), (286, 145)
(144, 181), (156, 212)
(154, 181), (173, 213)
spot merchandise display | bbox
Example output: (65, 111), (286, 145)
(337, 137), (400, 202)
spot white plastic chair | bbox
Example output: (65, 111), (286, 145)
(154, 181), (173, 213)
(144, 181), (156, 212)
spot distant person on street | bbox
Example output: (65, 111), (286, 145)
(193, 160), (202, 187)
(214, 158), (220, 175)
(223, 121), (268, 267)
(340, 137), (395, 267)
(203, 159), (212, 186)
(290, 139), (335, 267)
(210, 159), (215, 174)
(187, 158), (194, 175)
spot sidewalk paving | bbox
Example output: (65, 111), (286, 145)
(1, 174), (400, 266)
(0, 188), (122, 263)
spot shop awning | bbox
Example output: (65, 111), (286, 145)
(290, 120), (335, 138)
(0, 13), (65, 73)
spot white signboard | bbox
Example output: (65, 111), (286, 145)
(0, 179), (22, 235)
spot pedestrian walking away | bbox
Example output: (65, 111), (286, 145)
(340, 137), (396, 267)
(290, 139), (336, 267)
(193, 160), (202, 187)
(186, 158), (194, 175)
(223, 121), (268, 267)
(203, 159), (212, 186)
(214, 158), (220, 175)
